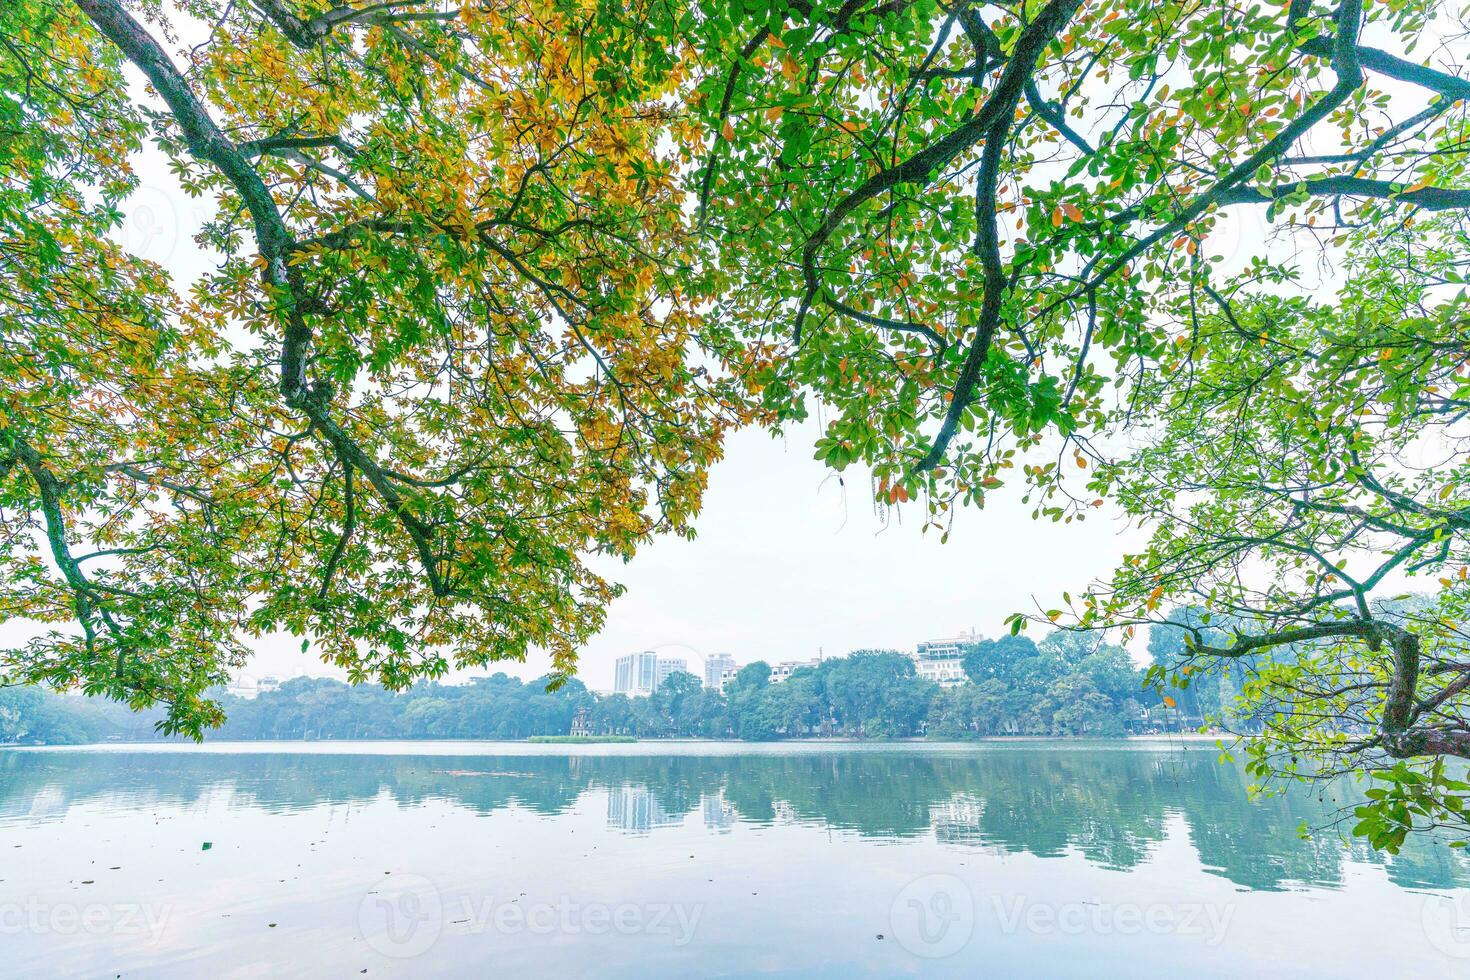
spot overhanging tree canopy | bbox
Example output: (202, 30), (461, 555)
(2, 0), (750, 734)
(697, 0), (1466, 509)
(3, 0), (1468, 771)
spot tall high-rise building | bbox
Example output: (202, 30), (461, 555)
(655, 657), (689, 690)
(704, 653), (736, 689)
(613, 651), (659, 696)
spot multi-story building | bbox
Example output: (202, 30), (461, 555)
(613, 651), (659, 696)
(912, 631), (979, 688)
(655, 656), (690, 690)
(770, 659), (819, 684)
(913, 656), (968, 687)
(614, 651), (694, 695)
(704, 653), (737, 689)
(713, 659), (817, 692)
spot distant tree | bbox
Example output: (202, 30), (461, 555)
(0, 688), (42, 742)
(824, 651), (926, 737)
(591, 694), (636, 737)
(963, 636), (1037, 683)
(767, 674), (824, 736)
(731, 662), (772, 691)
(971, 680), (1015, 736)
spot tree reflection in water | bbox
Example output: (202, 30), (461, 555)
(3, 745), (1466, 892)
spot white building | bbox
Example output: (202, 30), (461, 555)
(912, 631), (979, 688)
(614, 651), (659, 696)
(655, 656), (690, 690)
(913, 656), (968, 687)
(225, 675), (283, 699)
(712, 654), (822, 693)
(770, 659), (819, 684)
(704, 653), (736, 689)
(614, 652), (694, 695)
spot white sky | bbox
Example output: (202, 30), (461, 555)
(237, 418), (1139, 692)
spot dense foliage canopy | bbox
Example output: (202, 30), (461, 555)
(3, 0), (750, 734)
(4, 0), (1470, 846)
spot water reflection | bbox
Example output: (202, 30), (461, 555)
(2, 745), (1466, 892)
(607, 785), (685, 834)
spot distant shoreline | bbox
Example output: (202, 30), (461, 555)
(1, 733), (1236, 750)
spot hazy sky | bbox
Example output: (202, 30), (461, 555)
(237, 417), (1140, 692)
(564, 420), (1142, 687)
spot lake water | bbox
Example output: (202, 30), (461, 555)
(3, 740), (1469, 977)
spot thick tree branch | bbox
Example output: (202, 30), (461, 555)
(1217, 175), (1470, 211)
(794, 0), (1083, 339)
(73, 0), (453, 597)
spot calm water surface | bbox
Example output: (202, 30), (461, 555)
(2, 741), (1469, 977)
